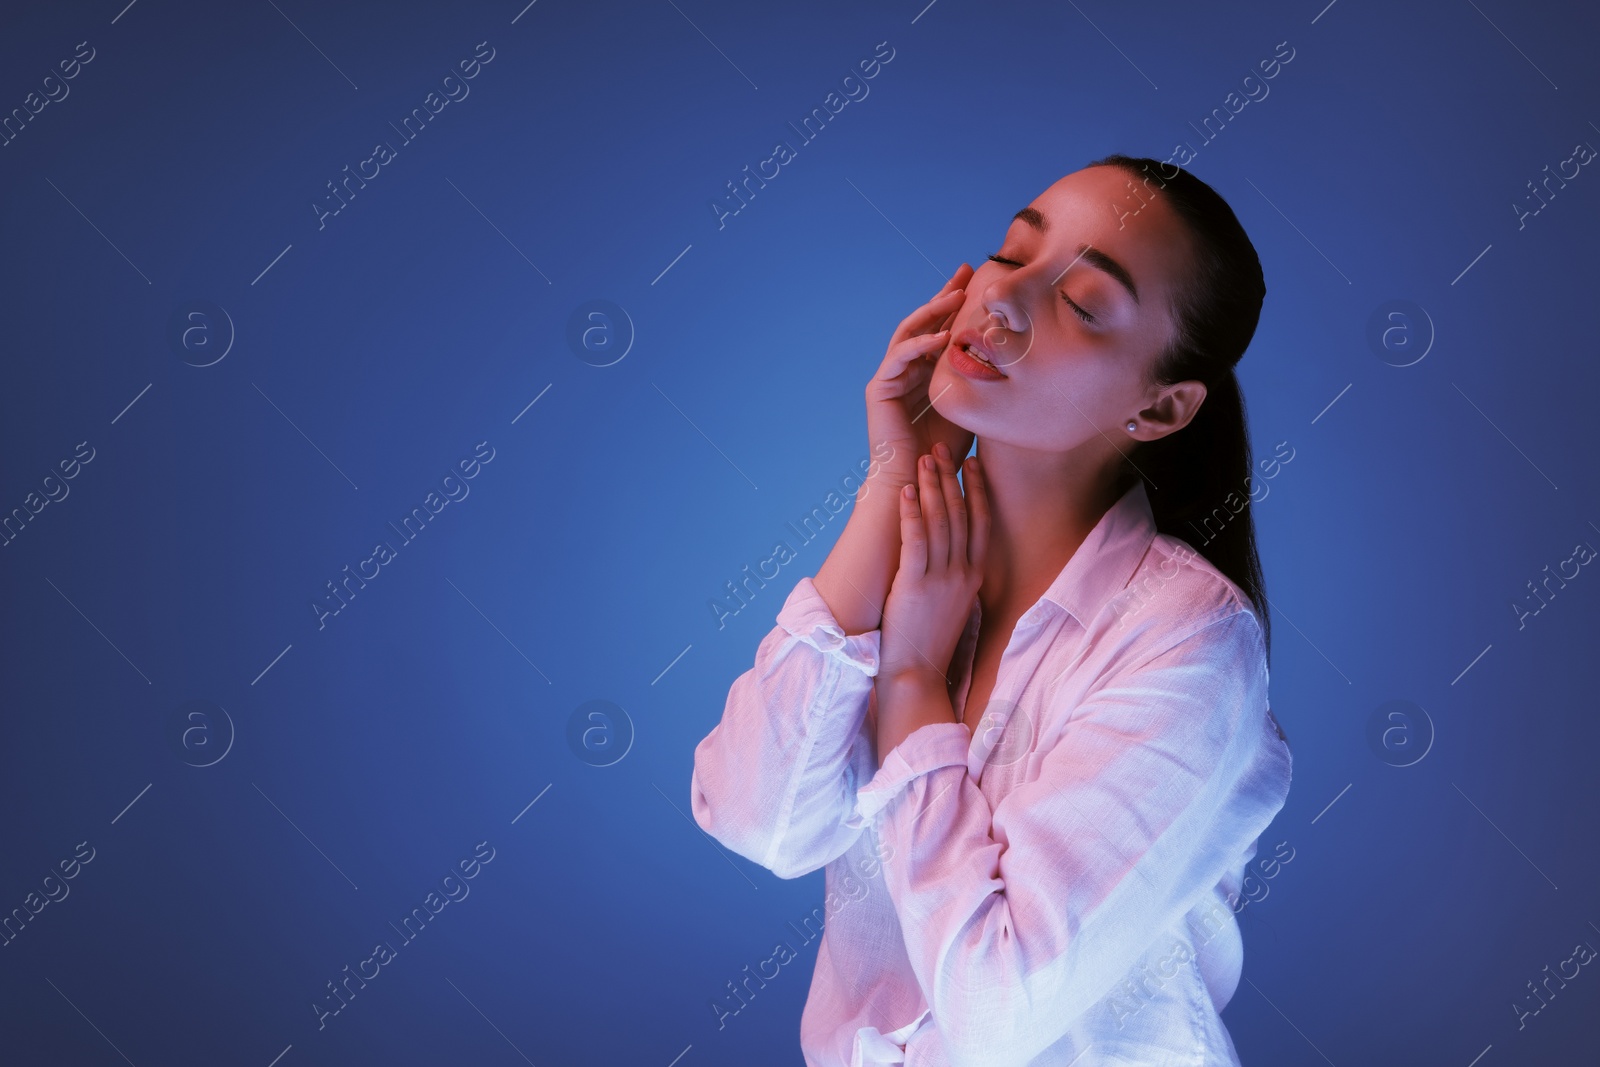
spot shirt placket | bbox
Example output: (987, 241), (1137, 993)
(961, 602), (1059, 784)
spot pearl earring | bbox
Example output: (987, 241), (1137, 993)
(1125, 420), (1137, 433)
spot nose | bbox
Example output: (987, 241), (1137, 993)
(980, 276), (1021, 333)
(978, 277), (1034, 368)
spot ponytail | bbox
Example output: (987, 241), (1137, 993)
(1134, 367), (1269, 653)
(1087, 154), (1271, 656)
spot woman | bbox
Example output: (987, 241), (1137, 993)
(691, 155), (1293, 1066)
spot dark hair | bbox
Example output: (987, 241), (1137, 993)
(1084, 153), (1271, 655)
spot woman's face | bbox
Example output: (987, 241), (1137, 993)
(931, 165), (1203, 453)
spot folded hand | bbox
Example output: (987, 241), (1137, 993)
(877, 443), (990, 686)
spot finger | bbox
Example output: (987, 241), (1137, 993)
(933, 265), (974, 330)
(918, 454), (950, 572)
(928, 262), (973, 303)
(875, 328), (950, 384)
(868, 340), (941, 402)
(946, 261), (975, 292)
(936, 261), (974, 324)
(898, 481), (928, 577)
(889, 295), (964, 356)
(933, 444), (967, 565)
(964, 454), (990, 567)
(889, 286), (967, 348)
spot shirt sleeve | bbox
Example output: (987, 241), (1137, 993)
(848, 609), (1288, 1067)
(690, 575), (882, 880)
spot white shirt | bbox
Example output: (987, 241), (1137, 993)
(691, 479), (1293, 1066)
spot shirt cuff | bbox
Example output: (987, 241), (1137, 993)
(776, 575), (882, 677)
(847, 720), (971, 827)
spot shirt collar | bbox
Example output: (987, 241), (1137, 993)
(1035, 478), (1159, 628)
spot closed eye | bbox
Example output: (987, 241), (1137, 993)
(985, 253), (1096, 324)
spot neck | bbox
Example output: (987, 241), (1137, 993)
(971, 436), (1129, 621)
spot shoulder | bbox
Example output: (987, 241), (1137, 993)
(1096, 531), (1265, 671)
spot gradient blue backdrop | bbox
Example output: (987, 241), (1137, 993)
(2, 0), (1597, 1064)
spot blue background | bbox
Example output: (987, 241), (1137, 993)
(1, 0), (1597, 1064)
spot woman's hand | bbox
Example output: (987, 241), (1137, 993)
(811, 266), (978, 638)
(861, 264), (977, 503)
(877, 444), (990, 687)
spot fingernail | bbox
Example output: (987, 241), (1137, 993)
(934, 442), (949, 460)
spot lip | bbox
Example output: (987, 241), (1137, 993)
(946, 328), (1008, 380)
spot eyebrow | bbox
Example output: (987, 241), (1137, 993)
(1011, 207), (1141, 306)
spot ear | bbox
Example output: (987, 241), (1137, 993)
(1131, 380), (1207, 441)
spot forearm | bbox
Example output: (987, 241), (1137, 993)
(812, 488), (904, 637)
(874, 671), (960, 765)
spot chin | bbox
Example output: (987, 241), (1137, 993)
(926, 381), (982, 432)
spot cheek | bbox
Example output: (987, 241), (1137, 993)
(1035, 353), (1147, 434)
